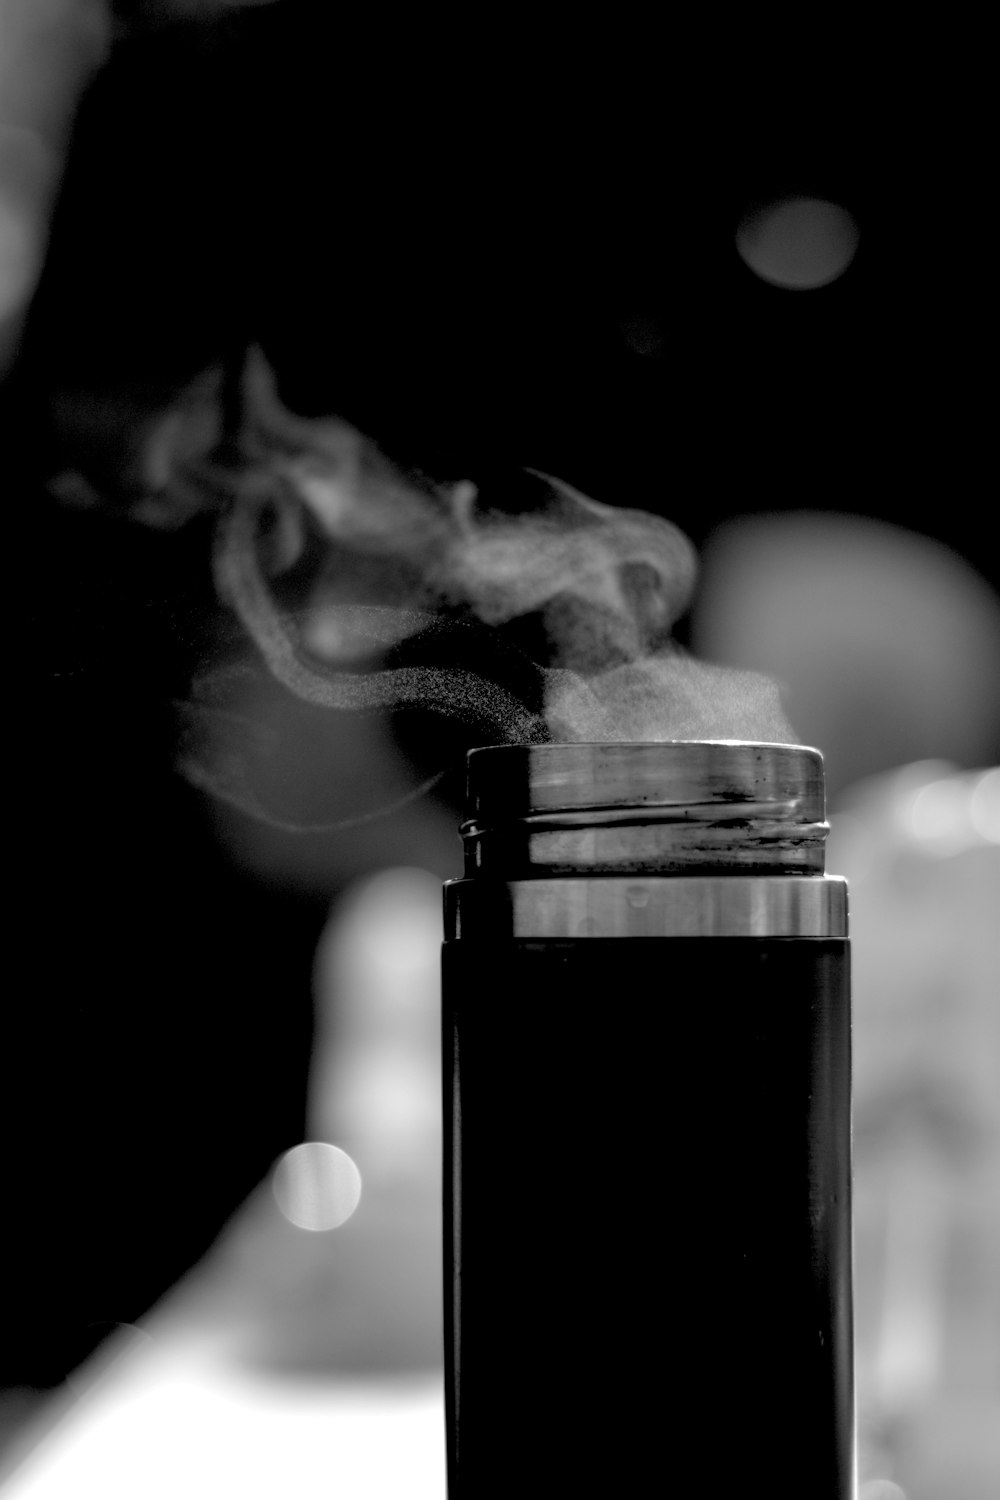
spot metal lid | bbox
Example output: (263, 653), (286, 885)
(460, 741), (830, 876)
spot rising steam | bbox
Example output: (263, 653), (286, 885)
(122, 349), (794, 818)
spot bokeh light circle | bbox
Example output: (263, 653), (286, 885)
(272, 1142), (363, 1231)
(858, 1483), (907, 1500)
(736, 195), (859, 290)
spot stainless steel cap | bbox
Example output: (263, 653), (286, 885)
(460, 741), (830, 876)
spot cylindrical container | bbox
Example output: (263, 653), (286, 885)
(442, 741), (853, 1497)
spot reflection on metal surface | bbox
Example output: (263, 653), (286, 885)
(461, 740), (830, 875)
(445, 874), (848, 939)
(465, 739), (826, 818)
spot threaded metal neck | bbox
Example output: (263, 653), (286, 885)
(460, 741), (829, 878)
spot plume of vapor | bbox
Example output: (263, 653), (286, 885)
(64, 347), (795, 825)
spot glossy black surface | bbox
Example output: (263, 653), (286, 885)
(443, 937), (852, 1498)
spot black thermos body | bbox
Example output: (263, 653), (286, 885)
(442, 742), (853, 1498)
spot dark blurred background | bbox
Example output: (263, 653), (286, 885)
(2, 1), (998, 1482)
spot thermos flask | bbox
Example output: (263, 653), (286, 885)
(442, 741), (853, 1498)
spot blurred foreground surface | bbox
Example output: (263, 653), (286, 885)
(1, 1169), (446, 1498)
(838, 765), (1000, 1499)
(1, 867), (448, 1499)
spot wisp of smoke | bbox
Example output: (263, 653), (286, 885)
(81, 348), (796, 825)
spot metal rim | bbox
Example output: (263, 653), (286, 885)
(444, 875), (849, 940)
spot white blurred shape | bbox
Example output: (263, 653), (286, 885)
(0, 0), (109, 366)
(736, 195), (859, 289)
(0, 1), (108, 139)
(4, 1328), (445, 1499)
(64, 1324), (152, 1401)
(873, 1157), (949, 1407)
(970, 767), (1000, 843)
(0, 181), (37, 318)
(310, 867), (443, 1179)
(0, 126), (52, 320)
(829, 759), (1000, 1497)
(691, 513), (1000, 801)
(271, 1142), (362, 1232)
(908, 772), (993, 856)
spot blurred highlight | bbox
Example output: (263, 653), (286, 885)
(736, 195), (859, 289)
(6, 1358), (445, 1499)
(692, 513), (1000, 803)
(0, 0), (109, 370)
(271, 1143), (362, 1232)
(834, 760), (1000, 1499)
(63, 1324), (152, 1401)
(310, 867), (444, 1181)
(0, 126), (52, 320)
